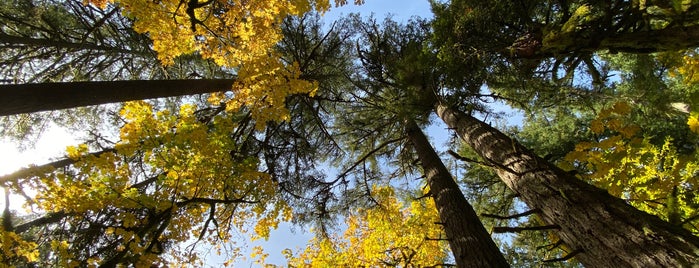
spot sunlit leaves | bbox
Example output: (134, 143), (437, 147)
(281, 186), (449, 267)
(564, 102), (699, 232)
(83, 0), (344, 126)
(0, 228), (39, 264)
(11, 101), (292, 265)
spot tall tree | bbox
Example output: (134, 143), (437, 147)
(312, 15), (509, 266)
(436, 104), (699, 266)
(405, 119), (509, 267)
(0, 0), (234, 144)
(0, 79), (235, 116)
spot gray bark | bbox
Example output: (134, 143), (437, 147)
(436, 104), (699, 267)
(0, 79), (235, 116)
(405, 119), (509, 267)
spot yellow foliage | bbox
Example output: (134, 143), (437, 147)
(564, 102), (699, 233)
(21, 103), (293, 265)
(83, 0), (347, 126)
(671, 52), (699, 84)
(0, 228), (39, 264)
(688, 114), (699, 133)
(281, 186), (449, 267)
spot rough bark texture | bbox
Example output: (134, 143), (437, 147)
(436, 104), (699, 267)
(405, 120), (509, 268)
(0, 79), (236, 116)
(520, 25), (699, 58)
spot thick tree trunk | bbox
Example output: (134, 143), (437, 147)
(0, 79), (235, 116)
(436, 104), (699, 267)
(515, 25), (699, 58)
(405, 120), (509, 268)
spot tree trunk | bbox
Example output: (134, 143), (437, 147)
(436, 104), (699, 267)
(0, 79), (235, 116)
(405, 120), (509, 268)
(512, 24), (699, 58)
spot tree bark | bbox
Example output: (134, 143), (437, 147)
(436, 104), (699, 267)
(0, 148), (116, 184)
(0, 79), (236, 116)
(405, 120), (509, 268)
(527, 25), (699, 58)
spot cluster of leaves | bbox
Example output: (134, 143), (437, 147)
(86, 0), (363, 127)
(562, 102), (699, 232)
(278, 185), (449, 267)
(6, 101), (292, 266)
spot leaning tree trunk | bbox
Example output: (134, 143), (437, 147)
(0, 79), (236, 116)
(517, 21), (699, 58)
(405, 120), (509, 268)
(436, 104), (699, 267)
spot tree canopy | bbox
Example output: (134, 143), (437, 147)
(3, 0), (699, 267)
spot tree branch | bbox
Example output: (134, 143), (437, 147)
(492, 224), (560, 233)
(481, 208), (540, 220)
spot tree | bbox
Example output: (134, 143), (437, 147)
(405, 119), (509, 267)
(2, 101), (291, 266)
(0, 0), (235, 145)
(305, 15), (509, 266)
(0, 79), (235, 116)
(436, 104), (699, 266)
(0, 1), (362, 266)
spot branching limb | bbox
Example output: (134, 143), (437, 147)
(492, 224), (560, 233)
(447, 149), (494, 167)
(481, 208), (540, 220)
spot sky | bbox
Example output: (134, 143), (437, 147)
(0, 0), (523, 266)
(237, 1), (437, 266)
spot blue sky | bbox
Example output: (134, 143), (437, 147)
(230, 1), (438, 266)
(235, 1), (526, 266)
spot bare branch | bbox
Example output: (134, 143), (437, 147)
(492, 224), (560, 233)
(481, 208), (540, 220)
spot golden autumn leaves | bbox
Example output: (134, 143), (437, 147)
(28, 101), (290, 266)
(563, 101), (699, 233)
(87, 0), (364, 128)
(282, 186), (449, 267)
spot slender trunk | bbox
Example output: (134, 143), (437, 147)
(0, 33), (140, 54)
(0, 148), (116, 184)
(405, 120), (509, 268)
(436, 104), (699, 267)
(0, 79), (235, 116)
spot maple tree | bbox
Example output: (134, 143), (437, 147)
(0, 0), (365, 266)
(83, 0), (367, 127)
(2, 101), (294, 266)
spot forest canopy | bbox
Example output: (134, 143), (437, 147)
(2, 0), (699, 267)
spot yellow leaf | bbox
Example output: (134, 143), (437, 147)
(688, 114), (699, 133)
